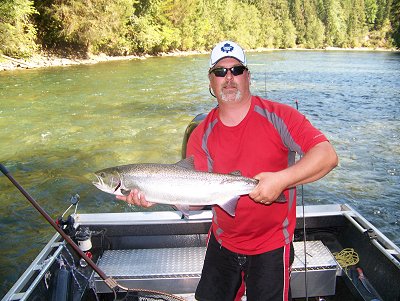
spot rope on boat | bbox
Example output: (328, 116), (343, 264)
(333, 248), (359, 270)
(112, 284), (188, 301)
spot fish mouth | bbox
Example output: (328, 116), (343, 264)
(92, 174), (104, 188)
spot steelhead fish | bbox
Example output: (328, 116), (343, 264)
(93, 157), (258, 217)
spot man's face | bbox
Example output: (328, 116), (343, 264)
(209, 57), (251, 103)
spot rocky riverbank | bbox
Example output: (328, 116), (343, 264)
(1, 47), (396, 71)
(0, 53), (146, 71)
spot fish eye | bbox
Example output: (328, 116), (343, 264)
(100, 172), (106, 178)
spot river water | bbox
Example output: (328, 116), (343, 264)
(0, 50), (399, 296)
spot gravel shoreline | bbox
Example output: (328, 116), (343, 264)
(0, 53), (150, 71)
(0, 51), (206, 71)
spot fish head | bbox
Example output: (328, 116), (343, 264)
(93, 168), (126, 196)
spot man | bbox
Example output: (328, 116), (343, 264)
(118, 40), (338, 301)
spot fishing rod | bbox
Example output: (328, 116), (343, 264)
(0, 163), (186, 301)
(0, 164), (116, 287)
(263, 68), (309, 299)
(295, 99), (309, 301)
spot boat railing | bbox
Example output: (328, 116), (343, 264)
(1, 234), (64, 301)
(340, 204), (400, 269)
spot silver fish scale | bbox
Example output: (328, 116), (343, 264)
(121, 164), (255, 184)
(97, 247), (206, 277)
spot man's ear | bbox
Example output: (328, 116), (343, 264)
(209, 85), (216, 98)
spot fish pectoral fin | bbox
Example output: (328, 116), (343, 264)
(120, 189), (131, 196)
(174, 205), (190, 219)
(217, 196), (240, 217)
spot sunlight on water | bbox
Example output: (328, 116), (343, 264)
(0, 51), (399, 296)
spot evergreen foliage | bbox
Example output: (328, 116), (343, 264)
(390, 0), (400, 45)
(0, 0), (38, 58)
(1, 0), (399, 58)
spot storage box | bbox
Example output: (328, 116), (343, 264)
(94, 247), (206, 294)
(291, 241), (338, 298)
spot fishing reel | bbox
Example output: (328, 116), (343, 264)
(56, 194), (80, 237)
(55, 193), (93, 267)
(56, 215), (76, 237)
(75, 226), (93, 267)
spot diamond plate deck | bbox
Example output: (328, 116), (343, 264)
(99, 247), (205, 277)
(94, 247), (206, 294)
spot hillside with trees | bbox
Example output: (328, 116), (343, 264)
(1, 0), (399, 59)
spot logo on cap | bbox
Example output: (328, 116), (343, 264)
(221, 43), (234, 53)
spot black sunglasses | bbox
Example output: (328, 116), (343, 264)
(209, 65), (248, 77)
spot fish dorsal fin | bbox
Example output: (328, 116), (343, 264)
(175, 156), (195, 170)
(229, 170), (242, 176)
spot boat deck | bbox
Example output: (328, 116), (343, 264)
(4, 205), (399, 301)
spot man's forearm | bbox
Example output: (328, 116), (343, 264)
(279, 141), (338, 189)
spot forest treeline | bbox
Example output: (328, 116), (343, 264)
(1, 0), (399, 59)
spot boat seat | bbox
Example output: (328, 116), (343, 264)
(93, 241), (338, 297)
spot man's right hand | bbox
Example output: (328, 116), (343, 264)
(116, 189), (155, 208)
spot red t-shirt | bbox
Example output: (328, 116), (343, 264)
(186, 96), (328, 255)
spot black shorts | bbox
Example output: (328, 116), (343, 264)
(195, 232), (294, 301)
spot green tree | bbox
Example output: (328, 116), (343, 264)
(289, 0), (307, 45)
(128, 14), (163, 53)
(237, 2), (263, 48)
(0, 0), (38, 58)
(391, 0), (400, 46)
(257, 0), (296, 48)
(191, 0), (214, 50)
(254, 0), (276, 48)
(39, 0), (136, 56)
(323, 0), (347, 46)
(128, 0), (180, 53)
(342, 0), (368, 47)
(365, 0), (378, 29)
(218, 0), (262, 48)
(303, 0), (326, 48)
(3, 0), (399, 59)
(211, 0), (242, 44)
(375, 0), (391, 29)
(166, 0), (199, 50)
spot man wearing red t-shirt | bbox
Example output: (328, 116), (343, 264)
(118, 41), (338, 301)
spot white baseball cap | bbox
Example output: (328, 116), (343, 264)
(209, 41), (247, 68)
